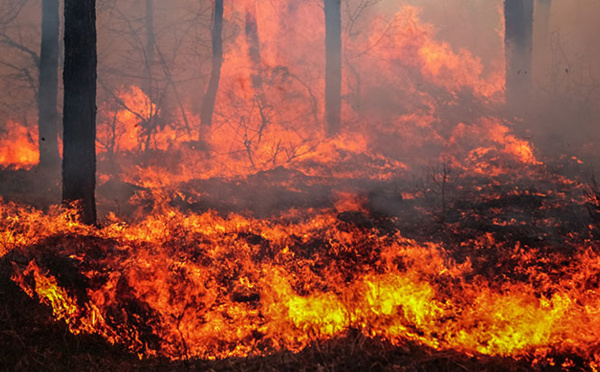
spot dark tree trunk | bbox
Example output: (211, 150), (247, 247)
(245, 1), (263, 93)
(62, 0), (97, 225)
(144, 0), (155, 99)
(536, 0), (552, 35)
(38, 0), (61, 172)
(504, 0), (534, 110)
(325, 0), (342, 136)
(245, 0), (270, 143)
(199, 0), (224, 140)
(535, 0), (552, 76)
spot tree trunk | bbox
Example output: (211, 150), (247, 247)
(535, 0), (552, 78)
(38, 0), (61, 172)
(145, 0), (155, 99)
(325, 0), (342, 136)
(62, 0), (97, 225)
(504, 0), (534, 110)
(199, 0), (224, 141)
(245, 0), (270, 143)
(245, 1), (263, 94)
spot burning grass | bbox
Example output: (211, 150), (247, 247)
(2, 158), (600, 369)
(0, 2), (598, 369)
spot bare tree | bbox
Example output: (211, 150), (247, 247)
(343, 0), (380, 114)
(325, 0), (342, 136)
(0, 1), (41, 131)
(504, 0), (534, 110)
(62, 0), (97, 225)
(245, 1), (263, 94)
(199, 0), (223, 141)
(535, 0), (552, 76)
(244, 0), (271, 143)
(38, 0), (61, 172)
(144, 0), (155, 98)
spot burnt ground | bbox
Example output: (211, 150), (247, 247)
(1, 158), (599, 371)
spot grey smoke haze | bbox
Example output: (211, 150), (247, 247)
(0, 0), (599, 165)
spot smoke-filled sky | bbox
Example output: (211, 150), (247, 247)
(0, 0), (599, 155)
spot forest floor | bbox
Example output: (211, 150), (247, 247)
(0, 157), (597, 371)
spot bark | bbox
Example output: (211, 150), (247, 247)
(199, 0), (224, 140)
(325, 0), (342, 136)
(245, 1), (263, 93)
(62, 0), (97, 225)
(145, 0), (155, 99)
(245, 0), (269, 143)
(535, 0), (552, 76)
(38, 0), (61, 171)
(504, 0), (534, 110)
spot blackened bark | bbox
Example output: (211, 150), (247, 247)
(62, 0), (97, 225)
(199, 0), (224, 140)
(504, 0), (534, 109)
(245, 1), (263, 93)
(38, 0), (60, 171)
(325, 0), (342, 136)
(535, 0), (552, 75)
(144, 0), (155, 99)
(536, 0), (552, 30)
(245, 1), (270, 143)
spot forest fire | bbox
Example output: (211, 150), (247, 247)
(0, 120), (38, 170)
(3, 174), (600, 367)
(1, 0), (600, 370)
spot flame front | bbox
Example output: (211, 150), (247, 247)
(0, 1), (598, 369)
(3, 194), (600, 366)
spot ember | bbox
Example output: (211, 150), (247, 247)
(1, 0), (600, 370)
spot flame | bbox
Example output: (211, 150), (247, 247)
(444, 118), (541, 177)
(12, 260), (79, 321)
(87, 5), (531, 191)
(354, 6), (504, 102)
(0, 120), (39, 170)
(3, 198), (600, 366)
(1, 1), (594, 368)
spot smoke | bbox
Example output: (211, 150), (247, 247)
(374, 0), (600, 157)
(0, 0), (599, 216)
(530, 0), (600, 155)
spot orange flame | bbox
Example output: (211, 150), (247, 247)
(0, 1), (588, 368)
(3, 199), (600, 367)
(0, 120), (39, 170)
